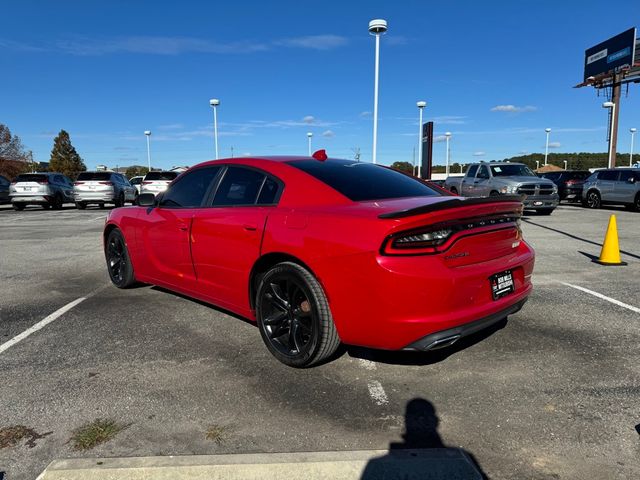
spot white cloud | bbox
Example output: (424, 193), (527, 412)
(275, 34), (348, 50)
(433, 115), (468, 125)
(360, 111), (372, 118)
(472, 151), (486, 156)
(157, 123), (184, 130)
(2, 34), (349, 56)
(303, 115), (315, 124)
(433, 135), (447, 143)
(322, 130), (335, 138)
(490, 105), (537, 113)
(547, 141), (561, 148)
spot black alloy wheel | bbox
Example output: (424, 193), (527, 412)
(13, 203), (25, 211)
(52, 194), (63, 210)
(256, 262), (340, 368)
(105, 229), (136, 288)
(586, 191), (601, 209)
(635, 194), (640, 212)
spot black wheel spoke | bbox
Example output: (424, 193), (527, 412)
(264, 310), (287, 326)
(290, 322), (302, 353)
(267, 282), (289, 311)
(269, 322), (289, 340)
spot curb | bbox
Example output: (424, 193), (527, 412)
(38, 448), (483, 479)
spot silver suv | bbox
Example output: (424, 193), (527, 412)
(9, 172), (75, 210)
(141, 171), (179, 197)
(74, 171), (137, 209)
(582, 168), (640, 211)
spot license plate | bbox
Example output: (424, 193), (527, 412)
(24, 187), (32, 191)
(490, 270), (515, 300)
(89, 186), (96, 189)
(533, 201), (543, 206)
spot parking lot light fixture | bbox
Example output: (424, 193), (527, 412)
(416, 101), (426, 178)
(144, 131), (151, 171)
(209, 98), (220, 160)
(445, 132), (452, 176)
(369, 19), (387, 164)
(536, 160), (540, 170)
(544, 128), (551, 166)
(602, 102), (615, 168)
(564, 160), (568, 170)
(630, 128), (637, 166)
(307, 132), (313, 156)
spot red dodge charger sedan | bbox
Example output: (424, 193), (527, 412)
(104, 155), (534, 367)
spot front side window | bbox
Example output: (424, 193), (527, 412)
(466, 165), (479, 178)
(213, 167), (267, 206)
(477, 166), (490, 179)
(160, 166), (221, 208)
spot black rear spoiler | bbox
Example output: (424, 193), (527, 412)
(378, 195), (524, 219)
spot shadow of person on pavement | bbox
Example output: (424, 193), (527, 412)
(361, 398), (488, 479)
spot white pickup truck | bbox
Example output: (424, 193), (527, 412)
(444, 162), (559, 215)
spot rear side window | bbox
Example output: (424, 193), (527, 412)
(288, 160), (439, 201)
(477, 166), (490, 179)
(257, 177), (280, 204)
(77, 172), (111, 181)
(598, 170), (618, 181)
(160, 166), (221, 208)
(145, 171), (178, 181)
(466, 165), (479, 177)
(619, 171), (640, 182)
(213, 167), (266, 206)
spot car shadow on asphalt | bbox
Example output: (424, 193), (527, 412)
(345, 319), (508, 366)
(361, 398), (487, 479)
(522, 218), (640, 260)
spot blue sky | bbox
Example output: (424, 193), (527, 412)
(2, 0), (638, 170)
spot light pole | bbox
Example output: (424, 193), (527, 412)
(460, 164), (464, 174)
(536, 160), (540, 171)
(416, 101), (426, 178)
(307, 132), (313, 156)
(544, 128), (551, 165)
(564, 160), (568, 170)
(209, 98), (220, 159)
(630, 128), (637, 166)
(369, 19), (387, 164)
(144, 131), (151, 171)
(445, 132), (452, 176)
(602, 102), (615, 168)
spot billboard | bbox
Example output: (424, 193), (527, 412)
(584, 28), (637, 80)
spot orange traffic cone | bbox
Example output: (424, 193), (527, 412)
(595, 215), (627, 266)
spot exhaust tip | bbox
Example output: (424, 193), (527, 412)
(425, 334), (461, 351)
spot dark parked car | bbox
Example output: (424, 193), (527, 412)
(10, 172), (75, 210)
(0, 175), (10, 204)
(539, 170), (591, 202)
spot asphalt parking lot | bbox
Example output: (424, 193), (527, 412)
(1, 203), (639, 480)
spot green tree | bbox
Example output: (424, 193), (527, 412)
(390, 161), (415, 175)
(125, 165), (150, 178)
(0, 124), (35, 178)
(49, 130), (86, 178)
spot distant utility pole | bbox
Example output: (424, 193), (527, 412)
(231, 146), (234, 158)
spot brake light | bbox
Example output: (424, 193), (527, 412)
(381, 216), (521, 256)
(99, 181), (113, 186)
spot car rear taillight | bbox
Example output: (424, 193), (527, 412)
(381, 215), (521, 256)
(99, 181), (113, 186)
(74, 181), (85, 185)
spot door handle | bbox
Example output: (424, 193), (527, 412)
(178, 224), (188, 232)
(243, 224), (257, 231)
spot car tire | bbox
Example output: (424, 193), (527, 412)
(450, 187), (458, 195)
(42, 203), (51, 209)
(132, 193), (139, 205)
(537, 209), (554, 215)
(99, 203), (106, 209)
(12, 203), (25, 211)
(52, 194), (63, 210)
(585, 190), (600, 209)
(76, 202), (87, 210)
(256, 262), (340, 368)
(105, 229), (136, 288)
(114, 193), (124, 208)
(634, 193), (640, 212)
(489, 191), (500, 197)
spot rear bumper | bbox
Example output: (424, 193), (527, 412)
(404, 297), (527, 350)
(10, 195), (50, 204)
(74, 192), (115, 203)
(522, 194), (558, 209)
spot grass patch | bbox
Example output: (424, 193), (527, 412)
(205, 424), (226, 444)
(0, 425), (52, 449)
(70, 419), (127, 450)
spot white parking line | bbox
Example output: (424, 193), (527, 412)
(358, 358), (377, 370)
(367, 380), (389, 405)
(0, 285), (108, 355)
(561, 282), (640, 314)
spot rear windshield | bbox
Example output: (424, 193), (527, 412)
(490, 164), (536, 177)
(77, 172), (112, 181)
(145, 171), (178, 181)
(287, 159), (440, 201)
(564, 171), (590, 180)
(14, 174), (48, 183)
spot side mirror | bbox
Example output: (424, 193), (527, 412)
(138, 193), (156, 207)
(627, 177), (636, 184)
